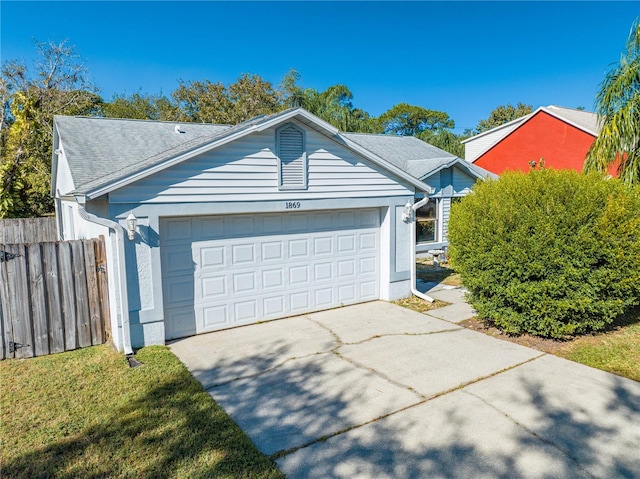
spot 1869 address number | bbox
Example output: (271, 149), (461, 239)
(285, 201), (301, 209)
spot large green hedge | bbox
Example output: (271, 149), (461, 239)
(448, 169), (640, 338)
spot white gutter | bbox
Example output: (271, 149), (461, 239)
(404, 197), (436, 303)
(76, 201), (134, 356)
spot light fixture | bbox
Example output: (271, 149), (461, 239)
(401, 202), (413, 223)
(126, 212), (138, 241)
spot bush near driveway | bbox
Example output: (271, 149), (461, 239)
(448, 169), (640, 338)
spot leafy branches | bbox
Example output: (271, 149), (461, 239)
(585, 18), (640, 185)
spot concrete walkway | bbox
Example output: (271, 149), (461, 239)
(170, 295), (640, 479)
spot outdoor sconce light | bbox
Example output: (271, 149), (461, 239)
(126, 212), (138, 241)
(401, 202), (413, 223)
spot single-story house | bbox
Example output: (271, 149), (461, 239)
(462, 105), (600, 175)
(52, 108), (491, 351)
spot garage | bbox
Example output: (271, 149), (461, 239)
(161, 208), (380, 339)
(54, 108), (436, 351)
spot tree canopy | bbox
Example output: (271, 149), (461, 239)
(1, 40), (101, 218)
(584, 19), (640, 185)
(378, 103), (454, 136)
(474, 103), (533, 133)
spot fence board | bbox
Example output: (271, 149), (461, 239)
(1, 238), (110, 359)
(28, 244), (49, 357)
(58, 242), (78, 351)
(0, 217), (57, 243)
(84, 240), (102, 345)
(72, 241), (91, 348)
(43, 242), (65, 354)
(6, 244), (34, 358)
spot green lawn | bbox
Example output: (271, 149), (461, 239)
(555, 316), (640, 382)
(0, 345), (284, 479)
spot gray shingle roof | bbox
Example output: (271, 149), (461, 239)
(343, 133), (457, 171)
(54, 109), (490, 196)
(55, 116), (231, 192)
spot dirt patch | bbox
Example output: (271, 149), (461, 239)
(458, 317), (571, 355)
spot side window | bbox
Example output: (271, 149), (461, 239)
(416, 198), (438, 243)
(277, 123), (307, 190)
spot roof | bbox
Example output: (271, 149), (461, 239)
(462, 105), (600, 145)
(53, 108), (490, 199)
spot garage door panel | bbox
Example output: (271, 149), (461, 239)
(164, 276), (195, 306)
(262, 241), (284, 261)
(161, 208), (380, 339)
(200, 246), (225, 268)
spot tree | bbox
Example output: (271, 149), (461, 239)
(584, 19), (640, 185)
(102, 91), (177, 121)
(419, 129), (467, 157)
(171, 74), (282, 125)
(378, 103), (454, 136)
(227, 73), (282, 124)
(0, 40), (101, 218)
(475, 103), (532, 133)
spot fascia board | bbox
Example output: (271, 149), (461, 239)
(461, 111), (534, 144)
(338, 134), (434, 194)
(50, 123), (60, 197)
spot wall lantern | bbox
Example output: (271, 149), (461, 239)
(126, 213), (138, 241)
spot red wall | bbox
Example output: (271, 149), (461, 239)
(474, 111), (595, 175)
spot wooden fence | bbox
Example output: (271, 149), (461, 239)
(0, 217), (58, 244)
(0, 238), (110, 359)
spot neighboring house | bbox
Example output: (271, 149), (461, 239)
(463, 105), (600, 175)
(51, 108), (491, 350)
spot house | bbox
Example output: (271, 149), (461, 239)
(51, 108), (491, 351)
(462, 105), (600, 175)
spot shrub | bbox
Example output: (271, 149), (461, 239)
(448, 169), (640, 338)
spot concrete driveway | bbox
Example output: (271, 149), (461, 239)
(170, 300), (640, 479)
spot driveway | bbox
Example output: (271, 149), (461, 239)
(170, 299), (640, 479)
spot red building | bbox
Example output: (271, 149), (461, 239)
(463, 106), (599, 175)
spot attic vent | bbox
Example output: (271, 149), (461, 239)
(174, 125), (184, 134)
(277, 123), (307, 190)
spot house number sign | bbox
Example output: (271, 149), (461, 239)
(285, 201), (301, 209)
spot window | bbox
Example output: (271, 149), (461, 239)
(416, 198), (438, 243)
(277, 123), (307, 190)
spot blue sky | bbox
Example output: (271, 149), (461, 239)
(1, 1), (638, 132)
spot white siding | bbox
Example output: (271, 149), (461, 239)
(109, 125), (412, 204)
(55, 140), (76, 196)
(441, 197), (451, 243)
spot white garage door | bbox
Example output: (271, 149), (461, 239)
(161, 208), (380, 339)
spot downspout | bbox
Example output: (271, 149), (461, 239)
(404, 197), (436, 303)
(76, 200), (134, 356)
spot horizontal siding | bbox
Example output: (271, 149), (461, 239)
(452, 166), (478, 195)
(110, 125), (412, 204)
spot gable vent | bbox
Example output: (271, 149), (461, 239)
(277, 124), (307, 190)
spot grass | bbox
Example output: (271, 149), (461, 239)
(0, 345), (284, 479)
(554, 313), (640, 382)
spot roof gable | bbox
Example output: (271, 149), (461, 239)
(53, 108), (434, 199)
(463, 105), (599, 163)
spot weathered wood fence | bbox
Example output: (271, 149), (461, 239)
(0, 217), (58, 243)
(0, 238), (110, 359)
